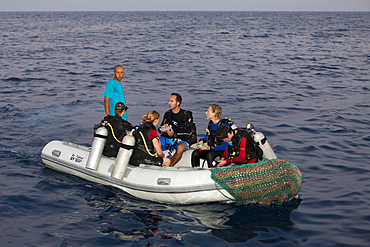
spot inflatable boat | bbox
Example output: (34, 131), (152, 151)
(41, 128), (303, 205)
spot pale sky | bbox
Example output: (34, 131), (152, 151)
(1, 0), (370, 12)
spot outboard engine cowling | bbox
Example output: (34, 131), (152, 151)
(111, 134), (135, 180)
(86, 127), (108, 170)
(253, 132), (277, 160)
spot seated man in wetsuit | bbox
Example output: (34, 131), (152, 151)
(191, 104), (236, 168)
(159, 93), (197, 166)
(215, 125), (258, 167)
(102, 102), (133, 157)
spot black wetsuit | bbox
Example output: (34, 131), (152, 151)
(160, 109), (197, 145)
(103, 115), (133, 157)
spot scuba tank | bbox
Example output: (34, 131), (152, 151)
(111, 133), (136, 180)
(247, 124), (277, 160)
(86, 127), (108, 170)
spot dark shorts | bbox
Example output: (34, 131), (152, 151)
(130, 157), (164, 166)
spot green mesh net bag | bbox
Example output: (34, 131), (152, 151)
(210, 159), (303, 205)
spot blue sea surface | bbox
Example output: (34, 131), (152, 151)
(0, 11), (370, 246)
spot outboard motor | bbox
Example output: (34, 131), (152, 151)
(111, 134), (135, 180)
(86, 127), (108, 170)
(247, 124), (277, 160)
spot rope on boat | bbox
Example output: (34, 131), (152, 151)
(210, 159), (303, 205)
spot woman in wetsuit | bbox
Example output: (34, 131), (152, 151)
(130, 111), (171, 167)
(191, 104), (234, 168)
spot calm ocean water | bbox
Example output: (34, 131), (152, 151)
(1, 11), (370, 246)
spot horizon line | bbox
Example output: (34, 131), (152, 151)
(1, 10), (370, 12)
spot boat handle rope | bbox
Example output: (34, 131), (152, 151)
(138, 131), (157, 157)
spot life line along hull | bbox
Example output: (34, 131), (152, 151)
(41, 140), (233, 204)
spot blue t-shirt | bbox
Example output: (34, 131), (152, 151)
(103, 79), (127, 120)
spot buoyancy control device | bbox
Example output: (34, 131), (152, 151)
(206, 118), (237, 147)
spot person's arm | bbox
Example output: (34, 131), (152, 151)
(197, 127), (209, 149)
(199, 135), (210, 150)
(160, 112), (173, 137)
(217, 159), (227, 167)
(200, 146), (210, 150)
(148, 130), (163, 157)
(165, 127), (174, 137)
(211, 141), (228, 151)
(104, 97), (110, 116)
(201, 128), (209, 143)
(152, 138), (164, 158)
(217, 147), (229, 167)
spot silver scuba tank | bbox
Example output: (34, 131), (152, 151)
(253, 132), (277, 160)
(86, 127), (108, 170)
(111, 133), (136, 180)
(246, 124), (277, 160)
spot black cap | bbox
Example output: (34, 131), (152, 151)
(115, 102), (128, 111)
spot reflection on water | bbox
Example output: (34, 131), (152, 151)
(84, 186), (301, 243)
(99, 210), (174, 241)
(209, 201), (300, 243)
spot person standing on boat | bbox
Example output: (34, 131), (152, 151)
(130, 110), (171, 167)
(159, 93), (197, 166)
(191, 104), (235, 168)
(215, 125), (258, 167)
(102, 102), (133, 157)
(103, 65), (127, 120)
